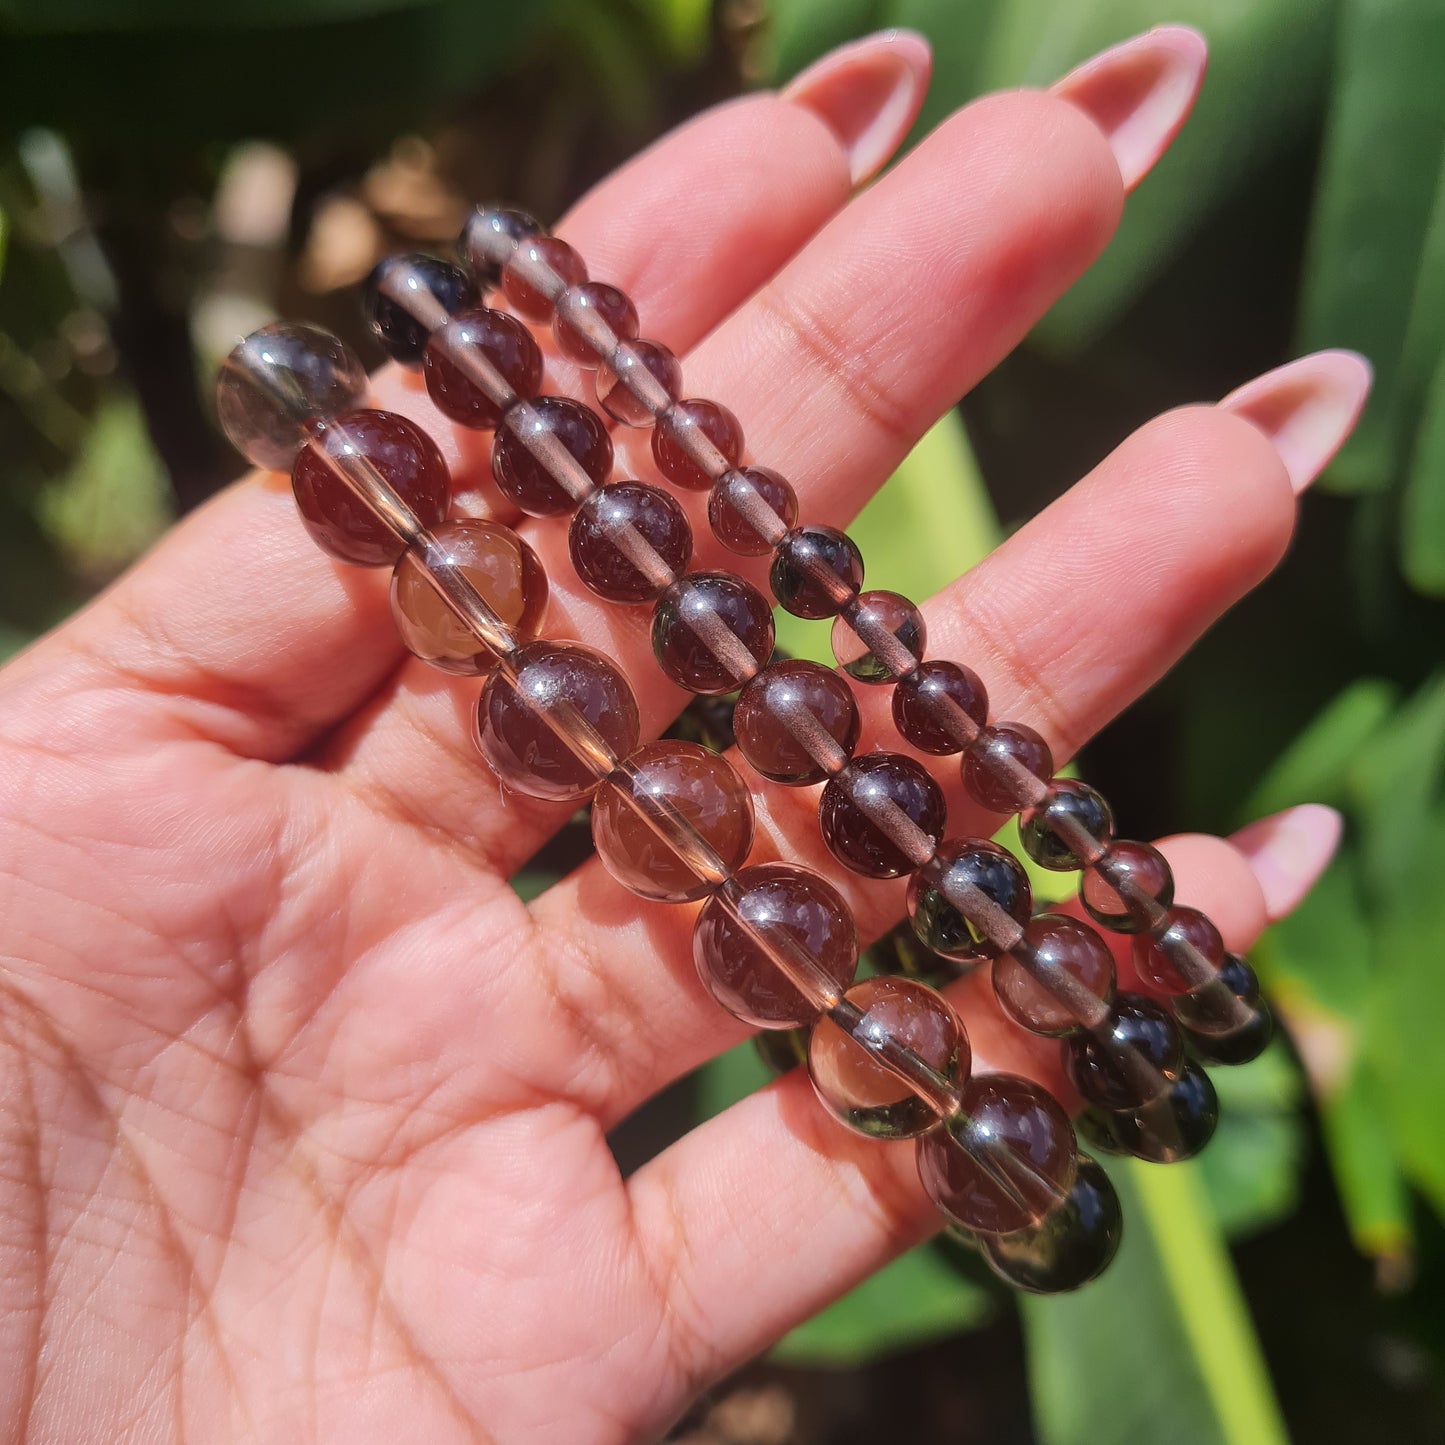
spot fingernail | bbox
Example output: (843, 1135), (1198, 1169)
(783, 30), (932, 187)
(1052, 25), (1207, 191)
(1232, 804), (1344, 921)
(1220, 350), (1374, 494)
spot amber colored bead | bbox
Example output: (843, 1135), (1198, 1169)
(291, 408), (449, 567)
(390, 519), (548, 673)
(981, 1155), (1122, 1293)
(493, 397), (613, 516)
(553, 281), (639, 365)
(363, 254), (478, 368)
(1132, 905), (1225, 996)
(217, 322), (369, 473)
(474, 641), (639, 803)
(908, 837), (1031, 962)
(651, 572), (775, 696)
(961, 722), (1053, 813)
(1020, 779), (1115, 871)
(820, 752), (946, 879)
(832, 591), (926, 684)
(734, 659), (860, 786)
(423, 308), (542, 429)
(809, 977), (969, 1139)
(458, 206), (541, 289)
(770, 525), (864, 619)
(892, 660), (988, 755)
(592, 740), (754, 903)
(598, 339), (683, 426)
(693, 863), (858, 1028)
(569, 482), (691, 603)
(709, 467), (797, 554)
(654, 399), (744, 491)
(1064, 993), (1185, 1111)
(1186, 1003), (1273, 1065)
(1081, 839), (1175, 934)
(501, 234), (587, 320)
(917, 1074), (1077, 1235)
(993, 914), (1115, 1037)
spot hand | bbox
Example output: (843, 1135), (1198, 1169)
(0, 26), (1363, 1443)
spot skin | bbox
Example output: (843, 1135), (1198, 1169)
(0, 47), (1346, 1445)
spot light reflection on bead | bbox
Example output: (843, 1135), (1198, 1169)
(819, 752), (946, 879)
(1019, 779), (1114, 871)
(651, 572), (775, 696)
(992, 914), (1115, 1036)
(598, 339), (682, 425)
(1081, 839), (1174, 934)
(569, 482), (691, 603)
(734, 659), (860, 786)
(709, 466), (796, 555)
(961, 722), (1053, 813)
(892, 660), (988, 756)
(1064, 994), (1184, 1110)
(364, 254), (478, 368)
(831, 590), (926, 684)
(907, 837), (1031, 962)
(458, 206), (541, 289)
(654, 399), (744, 491)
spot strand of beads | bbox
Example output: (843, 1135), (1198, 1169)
(456, 206), (1271, 1078)
(216, 317), (1108, 1291)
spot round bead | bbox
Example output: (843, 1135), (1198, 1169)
(1081, 839), (1175, 934)
(291, 408), (449, 567)
(820, 752), (947, 879)
(832, 591), (926, 684)
(474, 641), (639, 803)
(770, 526), (864, 619)
(423, 308), (542, 429)
(1019, 780), (1115, 871)
(961, 722), (1053, 813)
(980, 1155), (1122, 1294)
(1185, 1001), (1274, 1066)
(907, 837), (1032, 962)
(709, 467), (797, 555)
(216, 322), (369, 473)
(917, 1074), (1077, 1235)
(992, 914), (1116, 1036)
(501, 234), (587, 320)
(809, 977), (969, 1139)
(1108, 1062), (1219, 1162)
(651, 572), (775, 695)
(1064, 993), (1185, 1111)
(755, 1027), (809, 1075)
(1174, 953), (1260, 1035)
(892, 660), (988, 755)
(591, 740), (754, 903)
(554, 282), (639, 365)
(1132, 905), (1226, 996)
(363, 254), (478, 368)
(569, 482), (691, 603)
(390, 519), (547, 673)
(493, 397), (613, 516)
(458, 206), (541, 289)
(597, 339), (682, 425)
(733, 659), (860, 786)
(654, 399), (744, 491)
(693, 863), (858, 1028)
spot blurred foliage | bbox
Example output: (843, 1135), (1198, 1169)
(2, 0), (1445, 1440)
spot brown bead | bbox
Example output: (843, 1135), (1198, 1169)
(832, 591), (926, 684)
(917, 1074), (1077, 1235)
(961, 722), (1053, 813)
(1132, 905), (1226, 996)
(709, 466), (797, 555)
(501, 234), (586, 320)
(390, 519), (548, 674)
(819, 752), (946, 879)
(1019, 779), (1115, 870)
(770, 525), (864, 619)
(693, 863), (858, 1028)
(892, 660), (988, 755)
(592, 740), (754, 903)
(734, 659), (860, 786)
(653, 399), (744, 491)
(423, 308), (542, 428)
(291, 408), (449, 567)
(598, 339), (683, 426)
(1081, 840), (1175, 934)
(907, 837), (1032, 962)
(809, 977), (969, 1138)
(569, 482), (691, 603)
(458, 206), (540, 290)
(993, 914), (1116, 1036)
(554, 282), (639, 365)
(651, 572), (775, 696)
(1064, 993), (1185, 1109)
(474, 641), (639, 803)
(493, 397), (613, 516)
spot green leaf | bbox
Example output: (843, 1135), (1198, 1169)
(633, 0), (713, 63)
(1401, 355), (1445, 594)
(3, 0), (440, 29)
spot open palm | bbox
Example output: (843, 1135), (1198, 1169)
(0, 27), (1363, 1444)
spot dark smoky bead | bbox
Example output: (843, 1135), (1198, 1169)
(961, 722), (1053, 814)
(1019, 779), (1115, 871)
(554, 282), (640, 365)
(568, 482), (691, 602)
(1133, 905), (1226, 996)
(907, 838), (1032, 963)
(980, 1155), (1122, 1293)
(492, 396), (613, 516)
(501, 234), (587, 321)
(1174, 953), (1260, 1034)
(734, 659), (860, 785)
(819, 751), (947, 880)
(363, 254), (478, 368)
(892, 659), (988, 755)
(598, 339), (683, 426)
(1108, 1062), (1219, 1163)
(1081, 839), (1175, 934)
(832, 591), (926, 684)
(651, 572), (775, 696)
(653, 399), (744, 491)
(458, 206), (541, 289)
(1064, 993), (1186, 1111)
(709, 466), (797, 555)
(770, 525), (864, 619)
(1185, 1001), (1274, 1066)
(423, 308), (543, 428)
(1074, 1107), (1129, 1157)
(754, 1027), (810, 1076)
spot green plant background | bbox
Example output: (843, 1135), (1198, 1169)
(1, 0), (1443, 1440)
